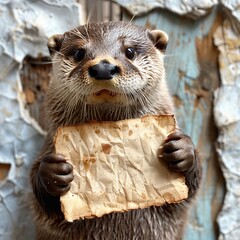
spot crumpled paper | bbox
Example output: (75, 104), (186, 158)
(54, 115), (188, 222)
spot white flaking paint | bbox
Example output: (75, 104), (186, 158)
(214, 16), (240, 240)
(113, 0), (218, 18)
(114, 0), (240, 22)
(0, 1), (82, 239)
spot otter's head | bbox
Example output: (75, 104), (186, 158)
(47, 21), (172, 125)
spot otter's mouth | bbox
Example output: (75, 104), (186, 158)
(93, 89), (117, 97)
(86, 89), (127, 105)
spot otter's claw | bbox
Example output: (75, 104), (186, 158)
(159, 131), (196, 173)
(38, 154), (74, 196)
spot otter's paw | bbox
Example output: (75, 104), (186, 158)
(38, 154), (74, 196)
(159, 131), (196, 173)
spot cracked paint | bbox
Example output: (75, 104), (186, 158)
(114, 0), (240, 22)
(114, 0), (218, 18)
(0, 0), (82, 239)
(214, 17), (240, 240)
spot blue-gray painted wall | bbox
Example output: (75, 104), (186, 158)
(123, 6), (226, 240)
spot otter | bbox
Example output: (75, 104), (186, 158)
(31, 21), (201, 240)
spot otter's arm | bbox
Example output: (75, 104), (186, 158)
(160, 131), (202, 199)
(30, 134), (74, 217)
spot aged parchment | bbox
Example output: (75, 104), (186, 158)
(54, 115), (188, 222)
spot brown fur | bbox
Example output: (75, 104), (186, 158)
(31, 21), (201, 240)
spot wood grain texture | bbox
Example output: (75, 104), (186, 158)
(20, 56), (52, 130)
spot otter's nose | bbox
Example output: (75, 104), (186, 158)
(88, 60), (120, 80)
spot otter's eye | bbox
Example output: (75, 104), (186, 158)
(74, 48), (85, 61)
(125, 47), (135, 60)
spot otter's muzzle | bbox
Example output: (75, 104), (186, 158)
(89, 60), (120, 80)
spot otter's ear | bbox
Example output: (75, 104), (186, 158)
(149, 30), (168, 53)
(47, 34), (64, 55)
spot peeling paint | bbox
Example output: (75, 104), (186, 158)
(114, 0), (218, 18)
(221, 0), (240, 23)
(115, 0), (240, 24)
(0, 1), (82, 239)
(214, 17), (240, 240)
